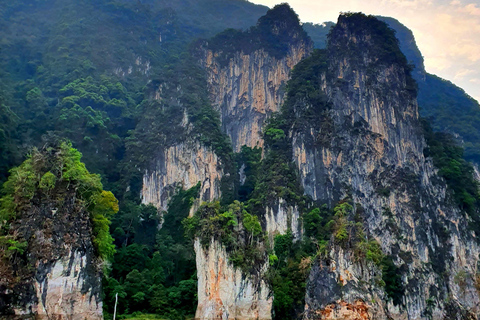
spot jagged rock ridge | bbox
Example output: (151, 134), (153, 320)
(290, 13), (480, 319)
(0, 145), (106, 319)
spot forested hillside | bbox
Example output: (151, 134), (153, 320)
(0, 0), (268, 182)
(0, 1), (268, 317)
(1, 1), (480, 320)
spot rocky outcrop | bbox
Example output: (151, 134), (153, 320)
(195, 239), (272, 320)
(200, 5), (312, 152)
(304, 247), (388, 320)
(141, 141), (223, 213)
(1, 190), (103, 319)
(33, 250), (102, 319)
(294, 14), (480, 319)
(201, 45), (309, 152)
(265, 198), (302, 243)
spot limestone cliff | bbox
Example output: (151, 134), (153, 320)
(141, 140), (223, 213)
(199, 4), (312, 152)
(189, 6), (315, 320)
(32, 250), (102, 320)
(141, 8), (480, 320)
(291, 14), (480, 319)
(195, 239), (272, 320)
(1, 185), (103, 319)
(474, 164), (480, 183)
(265, 198), (302, 243)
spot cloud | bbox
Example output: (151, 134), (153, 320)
(461, 3), (480, 16)
(455, 69), (476, 80)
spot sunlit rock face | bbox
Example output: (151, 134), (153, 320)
(265, 198), (302, 243)
(141, 141), (223, 213)
(199, 5), (312, 153)
(33, 250), (103, 320)
(195, 239), (272, 320)
(201, 44), (310, 152)
(294, 14), (480, 320)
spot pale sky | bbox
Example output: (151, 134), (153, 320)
(249, 0), (480, 103)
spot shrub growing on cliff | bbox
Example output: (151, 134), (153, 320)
(0, 141), (118, 260)
(422, 120), (480, 235)
(184, 200), (266, 274)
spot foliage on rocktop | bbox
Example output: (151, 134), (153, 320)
(200, 3), (311, 66)
(184, 200), (266, 274)
(0, 141), (118, 260)
(328, 13), (417, 95)
(330, 13), (407, 67)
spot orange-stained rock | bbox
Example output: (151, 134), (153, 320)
(195, 239), (272, 320)
(201, 40), (311, 152)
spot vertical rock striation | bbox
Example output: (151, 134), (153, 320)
(199, 4), (312, 152)
(192, 6), (313, 320)
(33, 250), (102, 320)
(142, 141), (223, 213)
(293, 14), (480, 319)
(2, 191), (103, 319)
(195, 239), (272, 320)
(265, 198), (302, 243)
(201, 47), (308, 152)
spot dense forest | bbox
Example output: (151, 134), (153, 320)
(1, 1), (480, 319)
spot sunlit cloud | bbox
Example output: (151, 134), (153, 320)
(248, 0), (480, 102)
(454, 69), (475, 80)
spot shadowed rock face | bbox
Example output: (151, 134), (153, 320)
(1, 190), (103, 319)
(294, 14), (480, 319)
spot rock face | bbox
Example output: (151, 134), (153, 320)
(142, 141), (223, 212)
(33, 250), (103, 320)
(191, 6), (312, 320)
(474, 164), (480, 183)
(195, 239), (272, 320)
(265, 198), (302, 243)
(294, 14), (480, 319)
(201, 45), (310, 152)
(199, 6), (312, 152)
(1, 191), (102, 319)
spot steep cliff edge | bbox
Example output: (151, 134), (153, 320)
(139, 8), (480, 320)
(136, 65), (233, 214)
(199, 4), (312, 152)
(287, 14), (480, 319)
(195, 239), (271, 320)
(0, 142), (117, 319)
(141, 140), (223, 213)
(185, 6), (314, 319)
